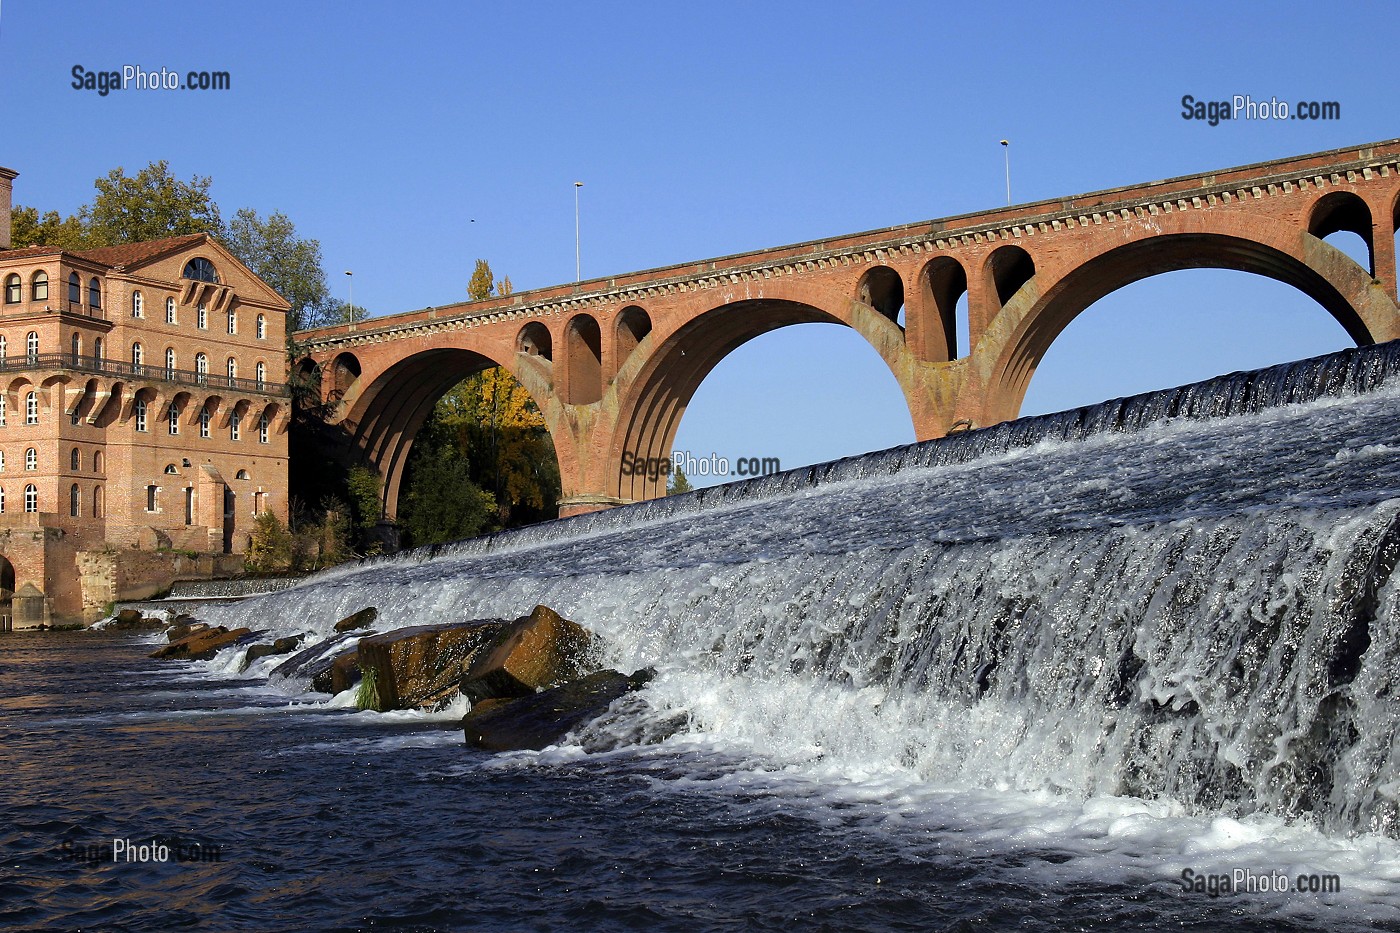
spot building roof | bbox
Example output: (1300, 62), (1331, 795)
(73, 233), (209, 269)
(0, 245), (65, 261)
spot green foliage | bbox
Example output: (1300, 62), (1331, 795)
(221, 207), (331, 332)
(668, 467), (692, 495)
(345, 466), (384, 553)
(84, 160), (223, 245)
(10, 205), (90, 250)
(468, 259), (494, 301)
(400, 449), (496, 546)
(246, 512), (294, 573)
(355, 664), (381, 711)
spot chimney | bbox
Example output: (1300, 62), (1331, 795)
(0, 167), (16, 250)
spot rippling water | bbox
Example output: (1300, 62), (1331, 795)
(5, 343), (1400, 930)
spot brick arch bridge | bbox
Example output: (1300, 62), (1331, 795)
(296, 139), (1400, 519)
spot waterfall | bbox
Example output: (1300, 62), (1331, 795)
(204, 339), (1400, 838)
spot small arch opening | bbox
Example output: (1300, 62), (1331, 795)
(988, 244), (1036, 306)
(564, 314), (603, 405)
(1308, 190), (1374, 274)
(616, 306), (653, 365)
(856, 266), (906, 327)
(921, 256), (969, 361)
(517, 322), (553, 360)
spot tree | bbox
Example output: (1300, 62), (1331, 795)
(468, 259), (494, 301)
(399, 450), (496, 546)
(221, 208), (332, 332)
(9, 206), (89, 250)
(83, 161), (222, 245)
(246, 512), (294, 573)
(668, 467), (692, 495)
(345, 465), (384, 554)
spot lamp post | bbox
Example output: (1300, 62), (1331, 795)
(344, 270), (354, 324)
(574, 181), (584, 283)
(1000, 140), (1011, 206)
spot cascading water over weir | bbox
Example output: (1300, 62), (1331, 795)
(202, 339), (1400, 841)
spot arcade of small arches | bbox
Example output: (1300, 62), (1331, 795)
(299, 144), (1400, 523)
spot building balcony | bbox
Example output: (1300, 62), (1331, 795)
(0, 353), (289, 397)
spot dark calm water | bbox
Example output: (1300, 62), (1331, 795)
(0, 631), (1394, 932)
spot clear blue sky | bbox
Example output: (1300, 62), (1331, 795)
(3, 1), (1394, 485)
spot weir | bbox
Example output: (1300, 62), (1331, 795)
(206, 340), (1400, 839)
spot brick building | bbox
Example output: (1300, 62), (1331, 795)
(0, 167), (290, 625)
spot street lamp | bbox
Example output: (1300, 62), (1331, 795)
(1000, 140), (1011, 206)
(344, 270), (354, 324)
(574, 181), (584, 283)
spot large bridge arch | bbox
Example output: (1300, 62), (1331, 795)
(603, 280), (911, 502)
(965, 213), (1400, 427)
(345, 346), (565, 521)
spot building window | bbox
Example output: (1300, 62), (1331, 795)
(227, 357), (237, 382)
(197, 304), (207, 329)
(166, 296), (176, 324)
(93, 450), (102, 473)
(68, 272), (80, 304)
(88, 277), (101, 309)
(93, 485), (103, 517)
(165, 348), (176, 378)
(132, 290), (144, 318)
(230, 410), (241, 441)
(195, 353), (208, 383)
(164, 463), (179, 475)
(0, 335), (8, 359)
(167, 402), (180, 435)
(0, 394), (8, 426)
(256, 361), (266, 389)
(132, 342), (144, 372)
(70, 333), (80, 364)
(0, 487), (5, 513)
(134, 398), (147, 432)
(146, 484), (158, 512)
(0, 451), (5, 471)
(183, 258), (218, 283)
(258, 412), (269, 444)
(32, 271), (48, 302)
(199, 406), (210, 438)
(92, 337), (103, 362)
(70, 483), (80, 517)
(227, 311), (236, 335)
(3, 274), (19, 304)
(70, 448), (79, 471)
(23, 484), (36, 513)
(25, 392), (37, 425)
(71, 407), (79, 426)
(256, 314), (266, 340)
(24, 448), (36, 470)
(26, 331), (38, 362)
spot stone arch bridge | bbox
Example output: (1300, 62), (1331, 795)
(296, 139), (1400, 518)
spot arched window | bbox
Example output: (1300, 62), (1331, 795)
(131, 342), (144, 371)
(93, 450), (102, 473)
(88, 277), (101, 309)
(24, 484), (37, 512)
(134, 397), (148, 432)
(167, 401), (180, 435)
(165, 296), (176, 324)
(227, 311), (236, 335)
(182, 258), (218, 283)
(255, 361), (266, 388)
(197, 304), (207, 329)
(67, 272), (80, 304)
(0, 487), (5, 513)
(258, 411), (269, 444)
(165, 348), (176, 378)
(256, 314), (266, 340)
(3, 274), (19, 304)
(93, 485), (103, 517)
(25, 392), (37, 425)
(92, 337), (103, 362)
(69, 483), (80, 517)
(0, 450), (6, 471)
(26, 331), (38, 361)
(31, 271), (48, 301)
(227, 357), (237, 382)
(230, 410), (241, 441)
(0, 394), (7, 426)
(70, 333), (80, 364)
(0, 335), (8, 359)
(146, 484), (158, 512)
(24, 448), (36, 470)
(70, 448), (79, 471)
(195, 353), (208, 383)
(132, 290), (143, 318)
(235, 469), (250, 480)
(163, 463), (178, 474)
(199, 405), (211, 438)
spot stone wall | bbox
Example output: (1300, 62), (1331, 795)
(77, 548), (244, 623)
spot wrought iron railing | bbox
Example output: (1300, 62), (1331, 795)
(0, 353), (288, 396)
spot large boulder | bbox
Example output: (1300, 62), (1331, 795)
(459, 606), (595, 704)
(240, 635), (306, 672)
(463, 669), (653, 751)
(311, 649), (362, 694)
(334, 607), (378, 633)
(356, 620), (505, 711)
(151, 626), (255, 661)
